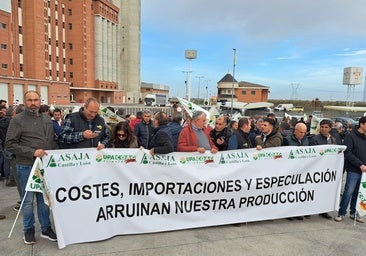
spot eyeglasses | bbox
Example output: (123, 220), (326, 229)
(117, 133), (127, 138)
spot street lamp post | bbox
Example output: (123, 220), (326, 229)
(231, 48), (237, 116)
(196, 76), (204, 103)
(185, 50), (197, 101)
(204, 79), (211, 105)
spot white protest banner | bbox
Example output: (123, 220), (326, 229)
(356, 173), (366, 217)
(42, 145), (345, 249)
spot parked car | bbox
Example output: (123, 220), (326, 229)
(288, 106), (304, 113)
(332, 117), (358, 129)
(311, 111), (324, 118)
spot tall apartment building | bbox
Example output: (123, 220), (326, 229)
(0, 0), (141, 105)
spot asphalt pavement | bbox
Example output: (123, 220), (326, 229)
(1, 178), (366, 256)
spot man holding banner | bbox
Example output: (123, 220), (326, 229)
(5, 91), (58, 245)
(335, 117), (366, 223)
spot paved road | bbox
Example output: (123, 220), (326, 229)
(1, 180), (365, 256)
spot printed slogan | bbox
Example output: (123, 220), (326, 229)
(42, 145), (345, 249)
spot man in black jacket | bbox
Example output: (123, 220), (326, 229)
(334, 117), (366, 223)
(210, 116), (231, 151)
(310, 119), (338, 219)
(58, 97), (109, 149)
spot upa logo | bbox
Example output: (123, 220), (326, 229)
(252, 152), (282, 161)
(178, 155), (214, 165)
(96, 153), (136, 164)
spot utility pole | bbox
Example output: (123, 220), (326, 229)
(195, 76), (204, 102)
(230, 48), (237, 116)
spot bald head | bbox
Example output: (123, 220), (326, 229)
(294, 122), (307, 140)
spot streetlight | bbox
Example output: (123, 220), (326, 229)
(195, 76), (204, 102)
(204, 79), (211, 105)
(231, 48), (237, 116)
(185, 50), (197, 101)
(182, 71), (191, 99)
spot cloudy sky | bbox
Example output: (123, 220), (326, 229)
(1, 1), (365, 101)
(142, 0), (366, 101)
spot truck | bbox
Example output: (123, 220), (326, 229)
(143, 94), (167, 107)
(274, 103), (293, 111)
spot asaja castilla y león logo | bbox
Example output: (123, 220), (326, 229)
(219, 151), (250, 164)
(140, 153), (177, 166)
(46, 152), (91, 168)
(288, 147), (317, 159)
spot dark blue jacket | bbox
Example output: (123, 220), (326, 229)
(150, 125), (174, 154)
(344, 126), (366, 174)
(134, 120), (154, 148)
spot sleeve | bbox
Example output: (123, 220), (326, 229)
(177, 128), (197, 152)
(344, 134), (363, 168)
(227, 134), (238, 150)
(5, 118), (34, 159)
(152, 132), (174, 154)
(58, 118), (84, 144)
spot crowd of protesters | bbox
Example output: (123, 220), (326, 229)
(1, 92), (365, 246)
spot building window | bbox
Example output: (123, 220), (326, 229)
(17, 0), (21, 8)
(55, 19), (58, 26)
(69, 72), (73, 78)
(49, 70), (52, 76)
(56, 40), (59, 47)
(1, 23), (6, 29)
(69, 43), (73, 49)
(1, 44), (6, 50)
(62, 22), (65, 28)
(63, 58), (66, 64)
(251, 91), (256, 95)
(1, 64), (7, 69)
(19, 26), (22, 34)
(62, 42), (65, 48)
(20, 64), (23, 71)
(68, 9), (72, 15)
(56, 56), (59, 63)
(48, 16), (51, 23)
(19, 46), (23, 54)
(68, 23), (72, 29)
(69, 58), (73, 65)
(49, 55), (51, 61)
(241, 90), (246, 95)
(48, 38), (51, 44)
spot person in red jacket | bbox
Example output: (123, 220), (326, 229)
(177, 110), (218, 153)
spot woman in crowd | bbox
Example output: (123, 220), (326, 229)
(110, 121), (138, 148)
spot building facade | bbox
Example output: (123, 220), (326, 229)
(0, 0), (141, 105)
(217, 73), (270, 103)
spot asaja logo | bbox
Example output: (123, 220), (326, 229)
(178, 155), (214, 165)
(140, 153), (176, 166)
(252, 152), (282, 160)
(288, 147), (317, 159)
(96, 153), (136, 164)
(219, 151), (250, 164)
(46, 153), (91, 168)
